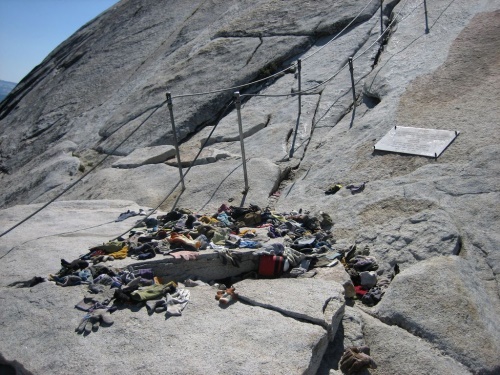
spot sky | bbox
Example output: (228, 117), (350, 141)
(0, 0), (119, 83)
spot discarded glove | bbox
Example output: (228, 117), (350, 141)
(61, 258), (89, 271)
(91, 255), (115, 264)
(289, 259), (311, 278)
(184, 279), (209, 287)
(166, 289), (190, 316)
(283, 247), (305, 267)
(54, 275), (83, 287)
(216, 287), (237, 305)
(8, 276), (46, 288)
(85, 284), (115, 304)
(145, 298), (168, 314)
(345, 182), (367, 194)
(76, 308), (114, 334)
(339, 346), (377, 374)
(168, 232), (201, 251)
(215, 248), (242, 267)
(325, 184), (342, 195)
(348, 255), (378, 272)
(75, 297), (109, 312)
(319, 211), (334, 229)
(361, 286), (384, 306)
(130, 281), (177, 301)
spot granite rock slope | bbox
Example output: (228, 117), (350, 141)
(0, 0), (378, 208)
(0, 0), (499, 374)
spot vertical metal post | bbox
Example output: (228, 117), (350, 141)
(348, 57), (356, 105)
(166, 92), (185, 190)
(289, 59), (302, 158)
(423, 0), (430, 34)
(380, 0), (384, 36)
(234, 91), (249, 193)
(297, 59), (302, 117)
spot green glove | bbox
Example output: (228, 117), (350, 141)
(130, 282), (177, 301)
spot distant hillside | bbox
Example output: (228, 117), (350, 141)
(0, 80), (17, 102)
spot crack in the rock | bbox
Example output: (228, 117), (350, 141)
(216, 32), (326, 39)
(98, 104), (161, 141)
(245, 36), (263, 67)
(310, 91), (324, 138)
(436, 189), (497, 197)
(116, 21), (164, 40)
(283, 19), (382, 167)
(132, 5), (143, 18)
(237, 295), (331, 331)
(22, 117), (65, 141)
(355, 304), (476, 373)
(101, 1), (210, 129)
(0, 29), (94, 120)
(355, 303), (428, 341)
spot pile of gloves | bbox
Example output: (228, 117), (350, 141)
(341, 244), (398, 306)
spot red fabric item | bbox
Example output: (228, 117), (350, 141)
(354, 285), (369, 296)
(89, 250), (106, 257)
(218, 204), (230, 213)
(258, 255), (284, 277)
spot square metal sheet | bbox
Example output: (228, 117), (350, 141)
(374, 126), (459, 158)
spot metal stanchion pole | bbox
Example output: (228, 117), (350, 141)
(166, 92), (185, 190)
(348, 57), (356, 105)
(380, 0), (384, 36)
(423, 0), (430, 34)
(289, 58), (302, 158)
(234, 91), (249, 193)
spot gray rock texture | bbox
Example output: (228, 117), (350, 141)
(112, 145), (176, 168)
(236, 278), (345, 338)
(0, 0), (500, 374)
(373, 256), (500, 374)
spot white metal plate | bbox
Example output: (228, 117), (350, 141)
(374, 126), (459, 158)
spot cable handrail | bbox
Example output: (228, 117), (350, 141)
(242, 0), (416, 99)
(0, 100), (168, 239)
(171, 0), (378, 99)
(110, 99), (236, 240)
(0, 0), (425, 240)
(353, 0), (421, 62)
(300, 0), (377, 63)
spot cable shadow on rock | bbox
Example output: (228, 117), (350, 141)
(198, 162), (245, 212)
(365, 0), (459, 96)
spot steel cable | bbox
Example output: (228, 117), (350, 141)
(0, 100), (167, 238)
(171, 0), (377, 99)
